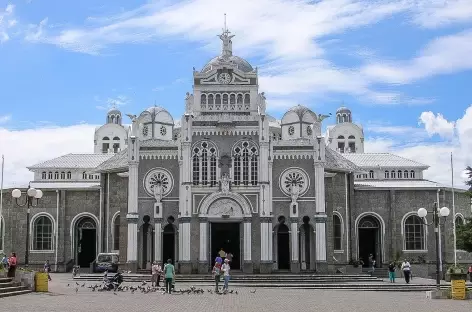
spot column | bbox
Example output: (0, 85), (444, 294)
(198, 219), (208, 273)
(260, 217), (272, 273)
(243, 218), (253, 273)
(126, 161), (139, 270)
(314, 164), (328, 265)
(154, 221), (162, 263)
(290, 220), (300, 272)
(179, 217), (191, 274)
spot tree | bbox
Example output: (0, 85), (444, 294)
(456, 166), (472, 252)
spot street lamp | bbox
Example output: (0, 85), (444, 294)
(12, 185), (43, 265)
(417, 203), (450, 289)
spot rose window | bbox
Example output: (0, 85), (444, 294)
(288, 126), (295, 136)
(160, 126), (167, 136)
(279, 168), (309, 196)
(143, 168), (173, 197)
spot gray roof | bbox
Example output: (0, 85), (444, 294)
(28, 153), (114, 170)
(94, 149), (128, 173)
(354, 179), (468, 191)
(202, 55), (253, 73)
(325, 148), (362, 172)
(341, 153), (428, 169)
(30, 181), (101, 190)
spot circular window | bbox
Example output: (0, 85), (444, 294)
(143, 168), (173, 197)
(307, 126), (312, 135)
(279, 168), (310, 197)
(160, 126), (167, 136)
(288, 126), (295, 136)
(142, 125), (149, 137)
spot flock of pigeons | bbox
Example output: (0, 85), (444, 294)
(67, 281), (255, 295)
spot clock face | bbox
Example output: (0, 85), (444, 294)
(218, 73), (231, 84)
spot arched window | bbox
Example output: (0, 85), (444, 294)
(48, 172), (53, 179)
(103, 136), (109, 140)
(385, 171), (389, 179)
(83, 172), (87, 179)
(237, 94), (243, 104)
(348, 135), (355, 139)
(42, 172), (47, 179)
(113, 214), (120, 251)
(410, 170), (415, 178)
(244, 94), (250, 104)
(201, 94), (207, 105)
(230, 94), (236, 104)
(113, 136), (120, 140)
(33, 215), (54, 251)
(455, 215), (464, 237)
(369, 170), (374, 179)
(192, 141), (218, 186)
(404, 215), (425, 250)
(232, 140), (258, 186)
(391, 171), (396, 179)
(223, 94), (228, 104)
(208, 94), (214, 104)
(67, 171), (71, 179)
(54, 172), (59, 179)
(215, 94), (221, 104)
(404, 170), (409, 178)
(337, 135), (345, 140)
(89, 174), (94, 180)
(60, 172), (65, 179)
(333, 214), (342, 250)
(398, 170), (402, 179)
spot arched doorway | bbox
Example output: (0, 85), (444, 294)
(162, 219), (176, 264)
(357, 215), (382, 267)
(75, 217), (97, 268)
(276, 221), (290, 270)
(299, 216), (315, 271)
(138, 215), (154, 269)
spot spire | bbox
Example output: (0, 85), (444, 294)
(218, 13), (234, 57)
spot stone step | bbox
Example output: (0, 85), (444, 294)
(0, 286), (28, 294)
(0, 282), (19, 289)
(0, 277), (13, 284)
(0, 289), (32, 298)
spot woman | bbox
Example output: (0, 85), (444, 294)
(7, 252), (17, 278)
(401, 259), (411, 284)
(221, 259), (231, 292)
(212, 261), (221, 292)
(164, 259), (174, 294)
(388, 262), (396, 283)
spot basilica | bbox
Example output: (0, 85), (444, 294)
(1, 27), (471, 276)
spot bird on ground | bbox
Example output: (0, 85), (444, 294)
(75, 288), (78, 293)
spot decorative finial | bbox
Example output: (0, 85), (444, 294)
(218, 13), (234, 57)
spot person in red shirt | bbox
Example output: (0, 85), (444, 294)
(7, 252), (17, 278)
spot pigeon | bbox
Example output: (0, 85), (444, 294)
(76, 282), (79, 286)
(250, 289), (256, 293)
(75, 288), (79, 293)
(67, 284), (70, 287)
(81, 283), (85, 287)
(235, 290), (238, 294)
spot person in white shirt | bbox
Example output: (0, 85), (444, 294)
(221, 259), (231, 292)
(401, 259), (411, 284)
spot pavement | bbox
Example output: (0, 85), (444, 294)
(1, 273), (471, 312)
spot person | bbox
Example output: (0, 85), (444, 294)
(215, 253), (223, 265)
(401, 259), (411, 284)
(388, 262), (396, 283)
(468, 265), (472, 283)
(226, 252), (233, 263)
(164, 259), (174, 294)
(368, 254), (375, 275)
(212, 261), (221, 292)
(44, 260), (52, 281)
(218, 248), (226, 259)
(221, 259), (231, 292)
(1, 254), (8, 270)
(7, 252), (17, 278)
(151, 261), (161, 287)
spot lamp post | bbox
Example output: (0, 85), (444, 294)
(417, 202), (450, 289)
(11, 185), (43, 265)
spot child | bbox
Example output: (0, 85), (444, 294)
(212, 261), (221, 292)
(44, 260), (52, 281)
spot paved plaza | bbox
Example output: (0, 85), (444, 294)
(1, 274), (471, 311)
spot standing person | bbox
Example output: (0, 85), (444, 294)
(212, 261), (221, 292)
(215, 252), (223, 266)
(401, 259), (411, 284)
(468, 265), (472, 283)
(151, 261), (159, 287)
(388, 262), (396, 283)
(221, 259), (231, 292)
(164, 259), (174, 294)
(226, 252), (233, 264)
(7, 252), (17, 278)
(1, 254), (8, 270)
(44, 260), (52, 281)
(218, 248), (226, 260)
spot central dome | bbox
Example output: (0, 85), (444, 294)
(202, 55), (253, 73)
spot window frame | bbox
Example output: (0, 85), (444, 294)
(31, 214), (55, 252)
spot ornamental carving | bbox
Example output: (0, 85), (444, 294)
(208, 198), (242, 217)
(143, 168), (173, 198)
(279, 168), (309, 197)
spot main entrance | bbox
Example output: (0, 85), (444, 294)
(210, 222), (240, 270)
(75, 217), (97, 268)
(358, 216), (382, 267)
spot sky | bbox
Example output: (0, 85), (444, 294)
(0, 0), (472, 189)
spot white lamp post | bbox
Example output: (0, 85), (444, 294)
(12, 184), (43, 265)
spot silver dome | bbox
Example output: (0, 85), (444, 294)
(202, 55), (254, 73)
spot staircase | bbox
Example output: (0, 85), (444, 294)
(362, 267), (389, 278)
(0, 277), (32, 298)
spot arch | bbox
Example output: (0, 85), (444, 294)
(41, 171), (47, 179)
(403, 213), (426, 251)
(138, 216), (154, 269)
(348, 135), (355, 139)
(355, 212), (385, 266)
(30, 212), (55, 251)
(223, 93), (228, 104)
(230, 93), (236, 104)
(102, 136), (110, 140)
(54, 172), (59, 179)
(237, 93), (243, 104)
(333, 212), (344, 250)
(369, 170), (374, 179)
(111, 212), (120, 252)
(82, 172), (87, 179)
(398, 170), (402, 179)
(70, 212), (100, 265)
(48, 172), (53, 179)
(455, 213), (465, 225)
(67, 171), (71, 179)
(162, 222), (177, 264)
(215, 94), (221, 104)
(198, 192), (252, 218)
(391, 170), (396, 178)
(384, 171), (389, 179)
(208, 94), (214, 104)
(232, 139), (259, 186)
(113, 136), (120, 140)
(192, 140), (219, 186)
(244, 93), (250, 104)
(60, 172), (65, 179)
(337, 135), (345, 140)
(404, 170), (409, 178)
(201, 94), (207, 105)
(299, 217), (315, 270)
(410, 170), (415, 178)
(275, 222), (290, 270)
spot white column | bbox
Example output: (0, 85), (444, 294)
(244, 222), (252, 261)
(180, 222), (191, 261)
(178, 223), (183, 261)
(314, 164), (327, 262)
(127, 162), (139, 262)
(199, 222), (207, 262)
(127, 222), (138, 261)
(316, 223), (327, 261)
(260, 222), (269, 261)
(291, 222), (298, 261)
(154, 225), (162, 262)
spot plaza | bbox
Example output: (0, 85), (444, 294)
(2, 274), (472, 312)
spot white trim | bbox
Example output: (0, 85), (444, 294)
(454, 213), (465, 224)
(69, 212), (100, 260)
(354, 212), (385, 263)
(401, 212), (427, 251)
(30, 212), (56, 252)
(402, 249), (428, 253)
(198, 191), (252, 218)
(111, 211), (120, 251)
(333, 211), (344, 251)
(106, 173), (110, 252)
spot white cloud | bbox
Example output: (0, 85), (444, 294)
(0, 114), (12, 124)
(419, 111), (455, 138)
(412, 0), (472, 28)
(96, 95), (130, 110)
(0, 4), (16, 43)
(0, 124), (97, 187)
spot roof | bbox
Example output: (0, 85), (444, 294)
(28, 153), (114, 170)
(29, 181), (101, 190)
(341, 153), (428, 169)
(325, 148), (362, 172)
(202, 55), (253, 73)
(93, 149), (128, 173)
(354, 179), (468, 191)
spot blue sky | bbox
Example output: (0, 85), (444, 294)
(1, 0), (472, 187)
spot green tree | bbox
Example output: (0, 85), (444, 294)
(456, 166), (472, 252)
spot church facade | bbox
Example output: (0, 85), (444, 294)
(1, 28), (471, 276)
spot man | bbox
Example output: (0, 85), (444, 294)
(401, 259), (411, 284)
(218, 248), (226, 259)
(221, 259), (231, 293)
(164, 259), (175, 294)
(226, 252), (233, 263)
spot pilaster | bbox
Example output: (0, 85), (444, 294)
(126, 213), (139, 264)
(154, 218), (162, 263)
(314, 214), (327, 262)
